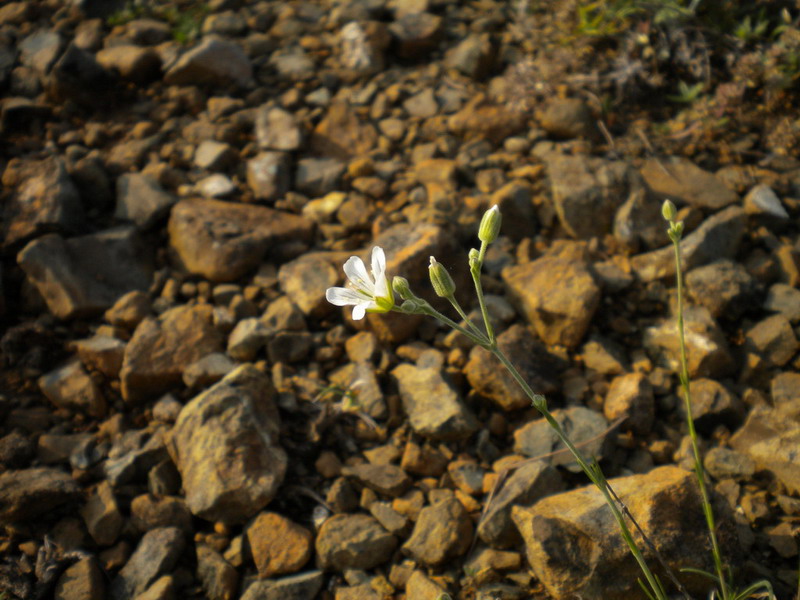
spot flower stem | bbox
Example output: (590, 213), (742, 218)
(471, 241), (496, 346)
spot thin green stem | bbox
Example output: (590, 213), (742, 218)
(471, 241), (496, 345)
(448, 294), (487, 341)
(420, 303), (489, 347)
(491, 347), (668, 600)
(672, 237), (729, 600)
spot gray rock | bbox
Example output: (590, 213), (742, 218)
(764, 283), (800, 323)
(502, 255), (601, 349)
(80, 480), (123, 546)
(19, 29), (62, 73)
(256, 105), (303, 151)
(72, 335), (126, 378)
(246, 152), (291, 201)
(391, 362), (478, 440)
(403, 495), (473, 565)
(328, 361), (387, 419)
(47, 43), (115, 108)
(490, 181), (538, 242)
(116, 18), (171, 46)
(0, 467), (81, 522)
(95, 45), (161, 82)
(643, 306), (734, 378)
(278, 255), (338, 319)
(115, 173), (176, 230)
(197, 173), (236, 198)
(731, 397), (800, 495)
(227, 318), (271, 362)
(17, 227), (153, 320)
(743, 184), (789, 219)
(110, 527), (185, 600)
(315, 514), (397, 570)
(444, 33), (494, 79)
(130, 493), (193, 534)
(341, 463), (411, 497)
(295, 157), (345, 197)
(631, 206), (746, 282)
(3, 156), (83, 246)
(403, 87), (438, 118)
(120, 304), (224, 403)
(167, 198), (313, 282)
(269, 48), (315, 81)
(183, 352), (236, 389)
(477, 460), (564, 548)
(464, 324), (562, 411)
(167, 365), (287, 523)
(545, 154), (631, 239)
(685, 259), (758, 320)
(261, 296), (306, 332)
(194, 140), (236, 170)
(202, 11), (248, 36)
(105, 290), (151, 329)
(239, 571), (324, 600)
(513, 406), (610, 473)
(640, 156), (739, 210)
(745, 314), (799, 367)
(388, 12), (442, 59)
(614, 185), (669, 250)
(539, 98), (597, 140)
(196, 545), (239, 600)
(679, 378), (744, 433)
(39, 358), (107, 418)
(104, 426), (169, 486)
(704, 447), (755, 481)
(771, 371), (800, 405)
(164, 36), (253, 88)
(512, 466), (735, 600)
(603, 372), (655, 435)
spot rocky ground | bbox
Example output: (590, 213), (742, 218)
(1, 0), (800, 598)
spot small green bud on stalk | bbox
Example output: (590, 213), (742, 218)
(392, 276), (414, 300)
(661, 199), (677, 222)
(478, 205), (502, 243)
(429, 256), (456, 298)
(468, 248), (480, 270)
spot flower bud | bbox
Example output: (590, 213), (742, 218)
(429, 256), (456, 298)
(392, 276), (414, 300)
(478, 205), (502, 243)
(661, 199), (677, 222)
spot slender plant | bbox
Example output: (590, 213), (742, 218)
(662, 200), (776, 600)
(327, 206), (671, 600)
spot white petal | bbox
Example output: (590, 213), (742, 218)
(343, 256), (375, 294)
(351, 303), (368, 320)
(371, 246), (386, 280)
(326, 287), (366, 306)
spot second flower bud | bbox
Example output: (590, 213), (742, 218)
(428, 256), (456, 299)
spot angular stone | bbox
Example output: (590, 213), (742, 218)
(96, 45), (161, 82)
(39, 358), (107, 418)
(703, 447), (755, 482)
(294, 157), (345, 197)
(685, 259), (757, 320)
(512, 466), (734, 600)
(104, 426), (169, 487)
(731, 399), (800, 495)
(477, 460), (564, 549)
(405, 570), (448, 598)
(764, 283), (800, 323)
(680, 378), (744, 433)
(246, 152), (291, 201)
(47, 43), (115, 108)
(130, 494), (193, 535)
(465, 324), (562, 411)
(514, 407), (609, 472)
(168, 365), (287, 523)
(164, 36), (253, 88)
(444, 33), (494, 79)
(402, 495), (473, 565)
(54, 557), (106, 600)
(120, 304), (224, 403)
(196, 545), (239, 600)
(328, 361), (387, 419)
(640, 156), (739, 210)
(168, 198), (313, 282)
(744, 183), (789, 218)
(311, 102), (378, 159)
(246, 512), (313, 577)
(17, 227), (153, 319)
(239, 571), (324, 600)
(603, 372), (655, 435)
(448, 100), (526, 144)
(502, 256), (600, 349)
(72, 335), (126, 378)
(316, 514), (397, 570)
(0, 467), (81, 522)
(194, 140), (236, 171)
(182, 352), (236, 390)
(745, 314), (799, 367)
(19, 29), (62, 73)
(339, 21), (389, 76)
(643, 306), (734, 379)
(539, 98), (597, 140)
(278, 255), (338, 318)
(613, 185), (668, 250)
(631, 206), (746, 282)
(114, 173), (175, 229)
(110, 527), (185, 600)
(3, 156), (83, 246)
(388, 12), (442, 59)
(227, 318), (271, 362)
(342, 463), (411, 497)
(256, 105), (303, 151)
(81, 480), (123, 546)
(391, 362), (478, 440)
(105, 290), (151, 329)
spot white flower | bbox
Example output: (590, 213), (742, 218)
(326, 246), (394, 320)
